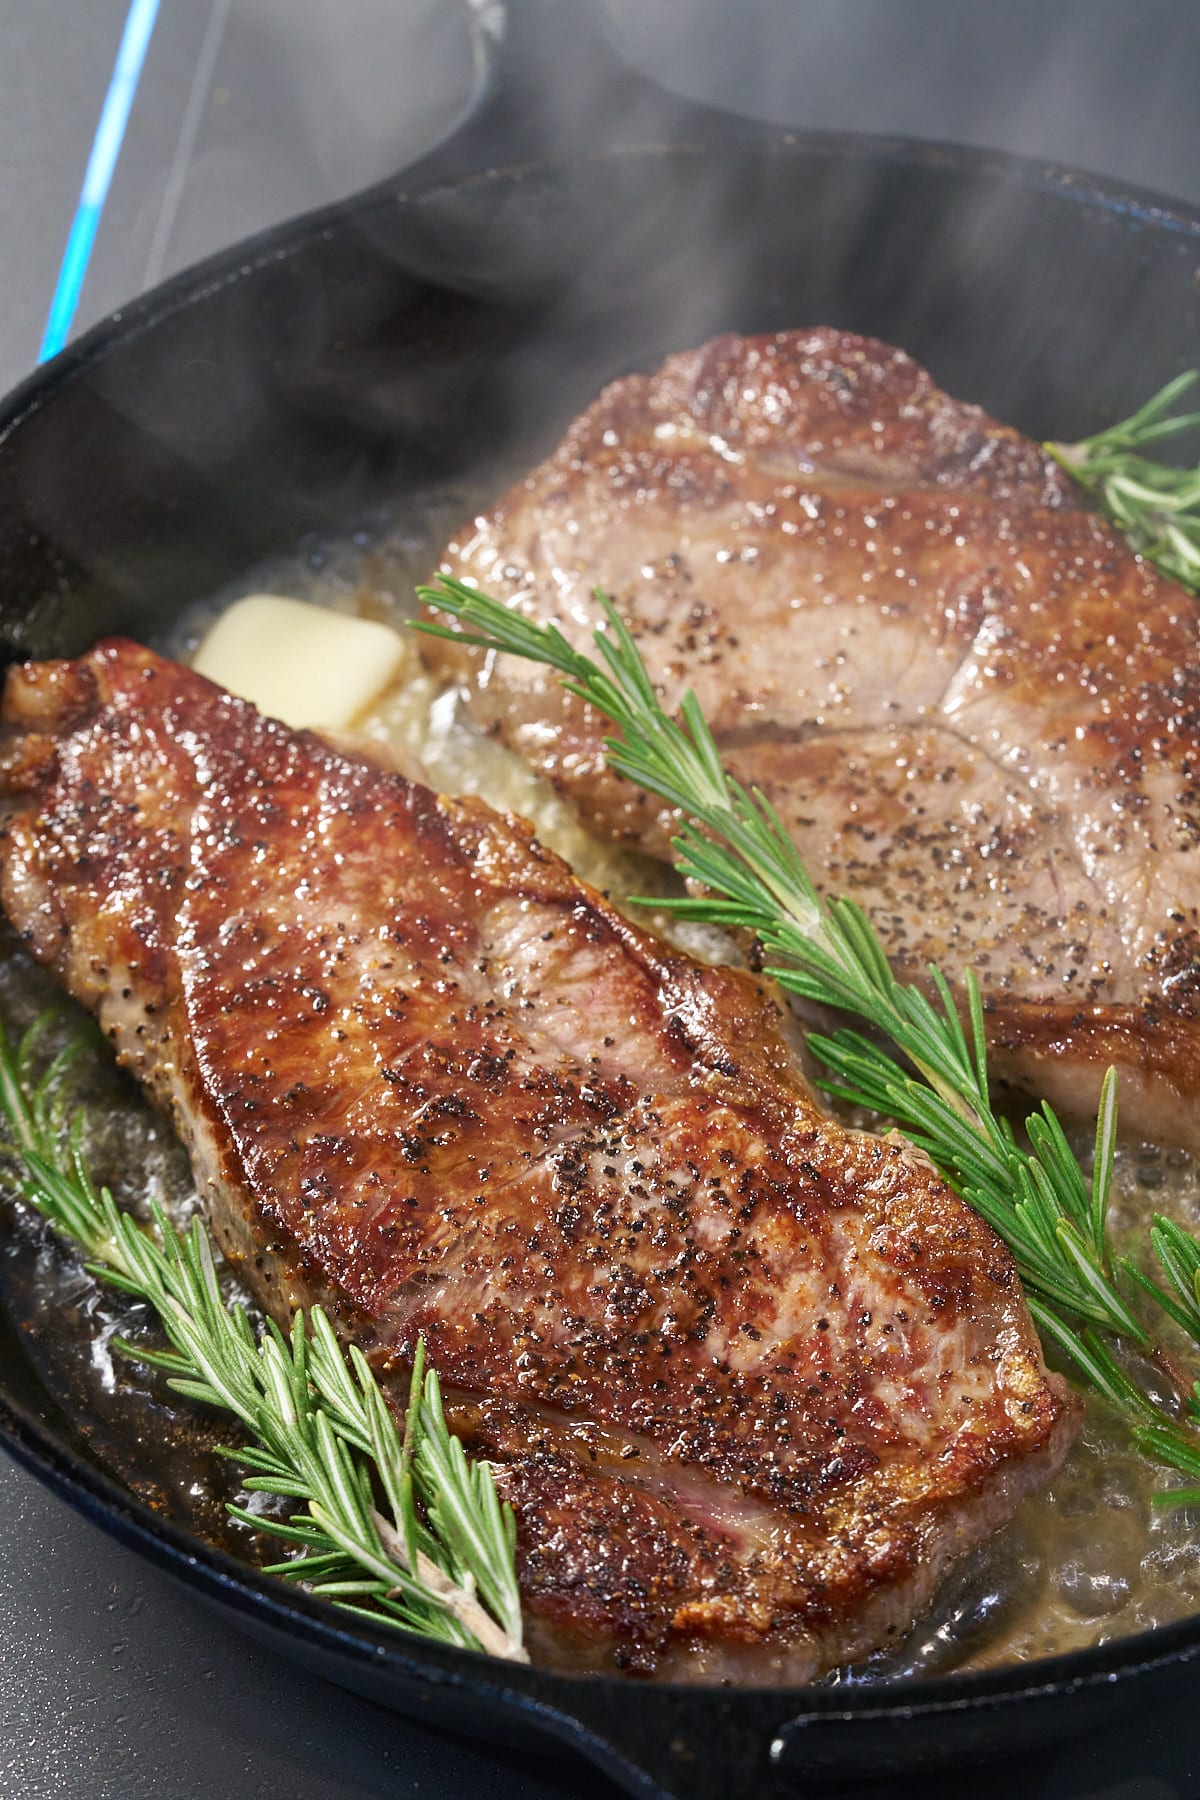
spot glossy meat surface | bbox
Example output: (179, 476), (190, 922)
(0, 642), (1078, 1680)
(428, 328), (1200, 1146)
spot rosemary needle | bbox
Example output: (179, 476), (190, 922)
(1047, 369), (1200, 594)
(0, 1012), (525, 1661)
(417, 575), (1200, 1499)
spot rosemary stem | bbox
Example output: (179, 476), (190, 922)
(0, 1013), (525, 1659)
(417, 573), (1200, 1502)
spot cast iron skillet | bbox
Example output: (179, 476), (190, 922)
(2, 4), (1200, 1796)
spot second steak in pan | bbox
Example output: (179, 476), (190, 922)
(427, 329), (1200, 1147)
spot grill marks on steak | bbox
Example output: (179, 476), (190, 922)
(426, 328), (1200, 1146)
(0, 642), (1078, 1681)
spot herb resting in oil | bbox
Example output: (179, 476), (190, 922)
(0, 1015), (525, 1660)
(416, 392), (1200, 1503)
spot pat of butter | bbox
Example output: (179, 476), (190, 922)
(192, 595), (408, 733)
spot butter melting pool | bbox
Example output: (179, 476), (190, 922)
(2, 503), (1199, 1684)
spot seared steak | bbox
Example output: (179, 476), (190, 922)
(427, 328), (1200, 1147)
(0, 642), (1078, 1681)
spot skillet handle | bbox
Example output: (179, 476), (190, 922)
(545, 1672), (1127, 1800)
(399, 0), (757, 189)
(536, 1680), (907, 1800)
(533, 1684), (780, 1800)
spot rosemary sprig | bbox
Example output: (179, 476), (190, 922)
(0, 1013), (525, 1661)
(416, 576), (1200, 1496)
(1048, 370), (1200, 594)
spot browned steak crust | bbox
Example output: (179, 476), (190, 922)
(0, 642), (1079, 1681)
(427, 328), (1200, 1147)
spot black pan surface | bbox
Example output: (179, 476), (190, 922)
(2, 5), (1200, 1797)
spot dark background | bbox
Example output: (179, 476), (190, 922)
(1, 2), (1199, 1796)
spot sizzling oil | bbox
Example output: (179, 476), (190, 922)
(2, 509), (1198, 1681)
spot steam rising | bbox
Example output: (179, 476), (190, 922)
(600, 0), (1200, 204)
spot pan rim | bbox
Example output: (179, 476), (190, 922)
(3, 123), (1198, 437)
